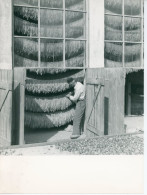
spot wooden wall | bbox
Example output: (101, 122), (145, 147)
(0, 0), (12, 69)
(0, 70), (12, 147)
(85, 68), (125, 137)
(104, 68), (125, 135)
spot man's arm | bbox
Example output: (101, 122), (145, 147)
(66, 87), (82, 102)
(69, 90), (82, 102)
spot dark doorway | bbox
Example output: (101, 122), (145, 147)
(125, 70), (144, 116)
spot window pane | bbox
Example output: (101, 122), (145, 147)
(65, 41), (85, 67)
(125, 17), (141, 42)
(65, 0), (85, 11)
(124, 0), (141, 16)
(125, 43), (141, 67)
(41, 39), (63, 68)
(40, 0), (63, 8)
(105, 15), (122, 40)
(14, 0), (38, 6)
(40, 9), (63, 38)
(105, 42), (123, 67)
(105, 0), (122, 14)
(14, 38), (38, 67)
(65, 11), (85, 38)
(14, 6), (38, 36)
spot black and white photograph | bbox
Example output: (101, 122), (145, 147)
(0, 0), (145, 193)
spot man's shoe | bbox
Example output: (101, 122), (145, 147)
(70, 135), (80, 139)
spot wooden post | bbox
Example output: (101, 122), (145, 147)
(18, 83), (25, 145)
(12, 68), (26, 145)
(104, 97), (109, 135)
(127, 82), (131, 115)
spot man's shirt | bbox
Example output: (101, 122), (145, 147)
(69, 82), (85, 102)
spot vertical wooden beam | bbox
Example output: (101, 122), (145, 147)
(122, 0), (125, 67)
(0, 0), (13, 69)
(104, 97), (109, 135)
(38, 0), (40, 67)
(89, 0), (104, 68)
(141, 0), (144, 67)
(12, 0), (14, 69)
(86, 0), (89, 69)
(63, 0), (65, 68)
(84, 0), (89, 69)
(18, 83), (25, 145)
(127, 82), (131, 115)
(12, 68), (25, 145)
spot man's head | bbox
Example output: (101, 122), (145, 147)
(67, 78), (76, 88)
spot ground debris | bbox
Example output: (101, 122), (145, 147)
(55, 134), (144, 155)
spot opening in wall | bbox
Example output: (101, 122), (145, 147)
(24, 68), (84, 144)
(125, 69), (144, 116)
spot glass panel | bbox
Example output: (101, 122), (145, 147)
(105, 0), (122, 14)
(105, 15), (122, 40)
(65, 11), (85, 38)
(125, 17), (141, 42)
(125, 43), (141, 67)
(40, 9), (63, 37)
(41, 39), (63, 68)
(65, 0), (85, 11)
(14, 0), (38, 6)
(124, 0), (141, 16)
(14, 6), (38, 36)
(105, 42), (123, 67)
(40, 0), (63, 8)
(65, 41), (85, 67)
(14, 38), (38, 67)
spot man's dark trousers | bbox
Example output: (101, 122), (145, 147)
(72, 98), (86, 135)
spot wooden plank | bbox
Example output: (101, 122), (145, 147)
(86, 77), (105, 85)
(19, 84), (25, 145)
(94, 85), (96, 128)
(0, 82), (12, 90)
(127, 82), (131, 115)
(0, 89), (9, 111)
(85, 68), (105, 136)
(116, 70), (125, 134)
(104, 97), (109, 135)
(12, 68), (25, 145)
(87, 124), (97, 134)
(0, 69), (12, 147)
(86, 125), (98, 138)
(104, 68), (125, 135)
(87, 85), (101, 124)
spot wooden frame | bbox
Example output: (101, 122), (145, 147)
(12, 0), (88, 70)
(104, 0), (144, 68)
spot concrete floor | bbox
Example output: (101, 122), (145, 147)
(124, 116), (144, 133)
(24, 125), (73, 144)
(24, 116), (144, 144)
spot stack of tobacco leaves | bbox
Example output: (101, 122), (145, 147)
(25, 69), (84, 130)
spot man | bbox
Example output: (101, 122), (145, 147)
(66, 78), (86, 139)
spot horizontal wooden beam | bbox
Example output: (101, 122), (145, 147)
(86, 77), (105, 85)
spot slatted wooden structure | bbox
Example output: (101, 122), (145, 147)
(85, 68), (125, 137)
(86, 68), (105, 137)
(0, 70), (12, 147)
